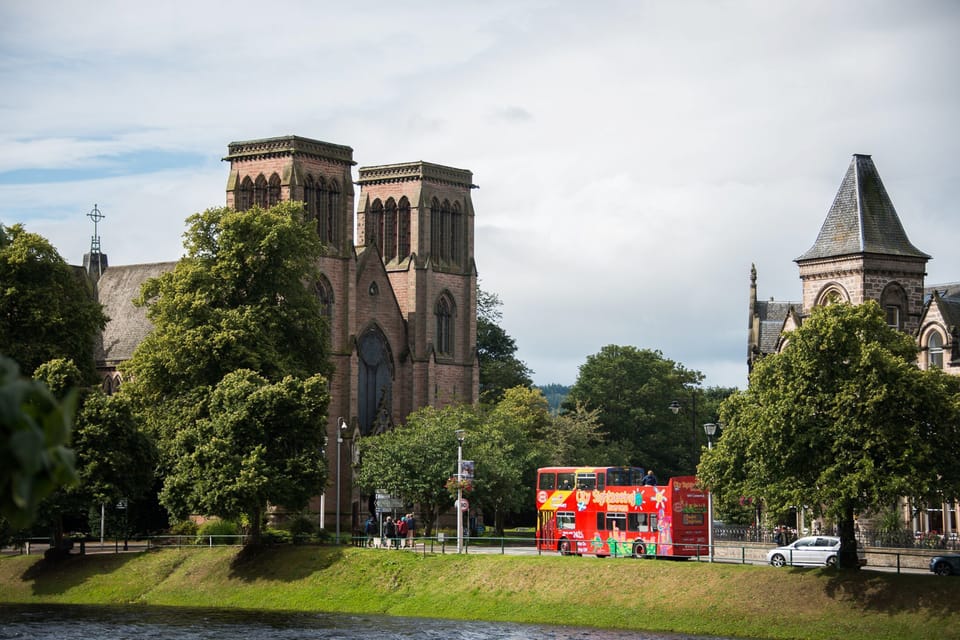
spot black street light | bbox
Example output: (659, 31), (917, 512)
(703, 422), (719, 561)
(669, 393), (698, 463)
(336, 417), (348, 544)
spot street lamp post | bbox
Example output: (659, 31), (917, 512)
(455, 429), (465, 554)
(703, 422), (718, 562)
(669, 392), (698, 458)
(336, 417), (347, 544)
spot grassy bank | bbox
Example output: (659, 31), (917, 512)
(1, 546), (958, 639)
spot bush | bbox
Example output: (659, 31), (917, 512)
(196, 519), (239, 545)
(261, 528), (292, 545)
(168, 520), (198, 536)
(288, 516), (316, 538)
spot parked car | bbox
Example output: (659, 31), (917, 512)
(929, 554), (960, 576)
(766, 535), (866, 567)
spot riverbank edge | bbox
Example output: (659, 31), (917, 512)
(1, 546), (958, 640)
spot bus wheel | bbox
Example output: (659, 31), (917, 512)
(559, 539), (572, 555)
(632, 542), (645, 558)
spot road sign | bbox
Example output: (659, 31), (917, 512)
(458, 498), (469, 512)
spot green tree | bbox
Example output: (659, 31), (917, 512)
(355, 405), (479, 536)
(563, 345), (703, 477)
(699, 302), (960, 569)
(32, 359), (155, 549)
(121, 203), (332, 535)
(0, 355), (76, 531)
(471, 386), (551, 535)
(160, 370), (329, 543)
(536, 400), (604, 466)
(0, 224), (107, 382)
(477, 287), (533, 403)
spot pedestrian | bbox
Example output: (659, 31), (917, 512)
(642, 470), (658, 486)
(384, 516), (396, 549)
(396, 513), (408, 547)
(364, 515), (376, 547)
(405, 513), (415, 548)
(774, 526), (784, 546)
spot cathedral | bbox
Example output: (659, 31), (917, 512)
(748, 153), (960, 535)
(86, 135), (480, 533)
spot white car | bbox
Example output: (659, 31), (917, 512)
(766, 535), (866, 567)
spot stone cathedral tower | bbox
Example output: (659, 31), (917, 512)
(222, 135), (479, 528)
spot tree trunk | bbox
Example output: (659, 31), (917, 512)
(837, 501), (861, 570)
(248, 506), (262, 545)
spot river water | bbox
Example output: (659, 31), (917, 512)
(0, 604), (738, 640)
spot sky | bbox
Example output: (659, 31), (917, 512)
(2, 1), (959, 391)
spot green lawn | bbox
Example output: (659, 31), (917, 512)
(1, 546), (958, 640)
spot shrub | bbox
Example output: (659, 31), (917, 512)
(169, 520), (198, 536)
(196, 519), (240, 545)
(261, 528), (293, 545)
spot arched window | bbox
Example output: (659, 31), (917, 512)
(929, 331), (944, 370)
(435, 295), (454, 356)
(254, 174), (268, 207)
(315, 276), (334, 323)
(450, 201), (463, 265)
(440, 200), (452, 262)
(267, 173), (281, 206)
(398, 197), (411, 260)
(327, 180), (340, 247)
(304, 174), (317, 220)
(880, 282), (907, 331)
(816, 284), (848, 307)
(358, 327), (393, 436)
(383, 198), (397, 261)
(367, 199), (384, 254)
(430, 197), (441, 261)
(237, 176), (254, 211)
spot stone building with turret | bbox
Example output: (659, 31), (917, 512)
(748, 153), (960, 535)
(85, 135), (480, 533)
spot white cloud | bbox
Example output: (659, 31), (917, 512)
(2, 0), (959, 390)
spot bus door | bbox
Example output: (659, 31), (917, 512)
(538, 510), (557, 549)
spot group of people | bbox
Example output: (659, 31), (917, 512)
(364, 513), (416, 548)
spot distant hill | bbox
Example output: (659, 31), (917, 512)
(536, 383), (570, 415)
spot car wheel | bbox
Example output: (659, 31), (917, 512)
(934, 561), (953, 576)
(558, 539), (571, 556)
(825, 555), (837, 567)
(770, 553), (786, 567)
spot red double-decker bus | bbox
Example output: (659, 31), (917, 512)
(535, 466), (708, 558)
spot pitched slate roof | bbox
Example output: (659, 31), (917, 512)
(755, 299), (799, 355)
(95, 262), (177, 365)
(796, 154), (930, 262)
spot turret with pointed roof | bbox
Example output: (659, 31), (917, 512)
(795, 154), (929, 335)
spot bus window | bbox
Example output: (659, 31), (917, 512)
(596, 513), (605, 531)
(576, 473), (596, 490)
(557, 512), (576, 530)
(597, 472), (605, 491)
(539, 473), (556, 491)
(606, 468), (630, 486)
(605, 512), (626, 533)
(629, 513), (655, 532)
(630, 469), (646, 486)
(558, 473), (575, 490)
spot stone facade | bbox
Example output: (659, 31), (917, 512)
(88, 135), (480, 533)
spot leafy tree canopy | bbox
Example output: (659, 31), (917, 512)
(477, 286), (533, 403)
(354, 405), (479, 536)
(563, 345), (705, 478)
(0, 224), (107, 382)
(122, 202), (332, 442)
(0, 355), (77, 530)
(699, 301), (960, 568)
(160, 370), (329, 542)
